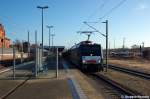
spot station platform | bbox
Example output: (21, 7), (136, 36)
(3, 78), (72, 99)
(0, 57), (73, 99)
(0, 56), (104, 99)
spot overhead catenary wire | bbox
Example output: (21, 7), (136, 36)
(78, 0), (108, 32)
(86, 0), (108, 21)
(99, 0), (127, 21)
(78, 0), (127, 33)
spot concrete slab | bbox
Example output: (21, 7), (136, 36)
(0, 80), (24, 97)
(6, 78), (72, 99)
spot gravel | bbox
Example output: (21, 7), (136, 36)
(99, 69), (150, 96)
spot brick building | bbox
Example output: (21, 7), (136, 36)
(0, 24), (10, 48)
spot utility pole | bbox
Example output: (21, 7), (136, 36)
(51, 34), (55, 49)
(46, 25), (53, 53)
(21, 40), (23, 63)
(109, 42), (110, 55)
(114, 38), (115, 50)
(35, 30), (37, 47)
(37, 6), (49, 70)
(102, 20), (108, 72)
(13, 42), (16, 79)
(141, 42), (144, 57)
(123, 37), (125, 49)
(56, 48), (58, 78)
(1, 39), (4, 66)
(28, 31), (30, 57)
(35, 30), (38, 77)
(142, 42), (144, 48)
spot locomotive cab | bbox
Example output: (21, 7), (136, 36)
(79, 42), (103, 72)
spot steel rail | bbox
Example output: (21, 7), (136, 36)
(91, 73), (143, 96)
(108, 65), (150, 80)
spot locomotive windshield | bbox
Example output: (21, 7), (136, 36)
(79, 45), (101, 56)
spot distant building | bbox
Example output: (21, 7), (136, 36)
(143, 47), (150, 59)
(0, 24), (10, 48)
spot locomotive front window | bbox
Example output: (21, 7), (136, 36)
(80, 45), (101, 56)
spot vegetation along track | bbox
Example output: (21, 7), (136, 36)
(108, 65), (150, 80)
(90, 73), (143, 98)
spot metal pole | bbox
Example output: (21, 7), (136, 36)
(51, 34), (55, 49)
(35, 31), (38, 77)
(46, 26), (53, 54)
(142, 42), (144, 56)
(109, 42), (110, 55)
(51, 34), (55, 52)
(37, 48), (41, 72)
(123, 37), (125, 49)
(52, 35), (53, 47)
(114, 38), (115, 50)
(21, 40), (23, 63)
(37, 6), (49, 72)
(49, 28), (50, 52)
(39, 48), (42, 71)
(28, 31), (30, 57)
(41, 9), (44, 69)
(56, 48), (58, 78)
(13, 42), (16, 79)
(2, 39), (3, 66)
(106, 20), (108, 72)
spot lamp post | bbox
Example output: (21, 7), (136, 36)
(46, 25), (53, 52)
(51, 34), (55, 48)
(37, 6), (48, 70)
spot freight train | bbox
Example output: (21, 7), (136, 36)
(63, 40), (104, 72)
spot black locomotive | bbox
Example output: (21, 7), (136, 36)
(63, 41), (104, 72)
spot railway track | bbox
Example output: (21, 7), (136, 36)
(63, 60), (149, 98)
(90, 73), (143, 98)
(108, 65), (150, 80)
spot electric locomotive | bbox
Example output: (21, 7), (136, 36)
(64, 40), (104, 72)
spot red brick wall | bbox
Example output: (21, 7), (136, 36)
(5, 39), (10, 48)
(0, 24), (10, 48)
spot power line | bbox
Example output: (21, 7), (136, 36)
(78, 0), (127, 33)
(86, 0), (108, 21)
(99, 0), (127, 20)
(78, 0), (108, 32)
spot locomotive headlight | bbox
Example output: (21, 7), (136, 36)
(82, 60), (86, 64)
(98, 59), (101, 63)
